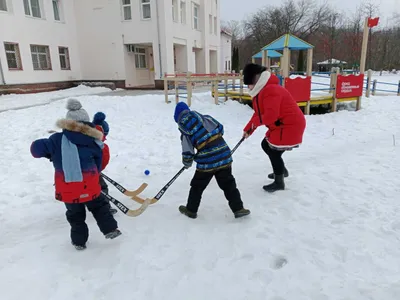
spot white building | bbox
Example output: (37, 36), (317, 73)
(220, 29), (232, 72)
(0, 0), (222, 92)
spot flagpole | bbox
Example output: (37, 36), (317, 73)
(359, 17), (369, 75)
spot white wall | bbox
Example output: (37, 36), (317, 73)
(0, 0), (223, 86)
(73, 0), (126, 81)
(0, 0), (82, 84)
(220, 32), (232, 72)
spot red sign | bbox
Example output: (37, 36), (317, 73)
(284, 76), (311, 102)
(336, 74), (364, 99)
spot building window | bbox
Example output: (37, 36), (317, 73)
(172, 0), (176, 22)
(141, 0), (150, 19)
(30, 45), (51, 70)
(228, 60), (231, 70)
(122, 0), (131, 20)
(134, 47), (147, 69)
(180, 1), (186, 24)
(52, 0), (61, 21)
(4, 43), (22, 70)
(0, 0), (7, 11)
(193, 3), (199, 29)
(58, 47), (70, 70)
(209, 14), (212, 34)
(214, 16), (217, 35)
(24, 0), (42, 18)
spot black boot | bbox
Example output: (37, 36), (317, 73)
(179, 205), (197, 219)
(234, 208), (251, 218)
(268, 167), (289, 179)
(263, 174), (285, 193)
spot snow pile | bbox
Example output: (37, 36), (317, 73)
(0, 92), (399, 299)
(0, 84), (113, 112)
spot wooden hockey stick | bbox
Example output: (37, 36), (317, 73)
(100, 173), (148, 201)
(130, 137), (246, 205)
(101, 191), (151, 217)
(141, 167), (186, 204)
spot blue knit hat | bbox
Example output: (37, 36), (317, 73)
(174, 102), (190, 123)
(93, 112), (109, 136)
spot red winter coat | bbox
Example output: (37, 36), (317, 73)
(243, 74), (306, 149)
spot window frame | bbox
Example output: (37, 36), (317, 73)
(0, 0), (8, 12)
(180, 1), (186, 24)
(209, 14), (212, 34)
(134, 46), (147, 69)
(140, 0), (151, 20)
(58, 46), (71, 70)
(30, 44), (52, 71)
(172, 0), (177, 22)
(122, 0), (132, 21)
(52, 0), (61, 21)
(192, 3), (199, 30)
(4, 42), (23, 71)
(23, 0), (42, 19)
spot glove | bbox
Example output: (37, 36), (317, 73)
(182, 158), (193, 169)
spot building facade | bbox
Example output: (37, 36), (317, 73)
(0, 0), (222, 92)
(220, 29), (232, 72)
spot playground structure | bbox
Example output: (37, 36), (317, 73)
(163, 71), (244, 106)
(163, 18), (399, 112)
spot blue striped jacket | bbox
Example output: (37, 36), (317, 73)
(177, 110), (232, 172)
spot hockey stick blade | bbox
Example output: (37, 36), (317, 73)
(100, 173), (148, 203)
(101, 191), (151, 217)
(141, 167), (186, 205)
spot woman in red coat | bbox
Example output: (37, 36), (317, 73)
(242, 63), (306, 192)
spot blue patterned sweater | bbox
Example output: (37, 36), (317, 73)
(177, 110), (232, 172)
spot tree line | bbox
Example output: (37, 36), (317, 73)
(223, 0), (400, 73)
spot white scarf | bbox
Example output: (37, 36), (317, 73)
(248, 71), (271, 98)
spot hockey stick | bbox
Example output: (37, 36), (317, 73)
(231, 137), (245, 155)
(140, 167), (186, 205)
(134, 137), (246, 205)
(100, 173), (148, 199)
(101, 191), (151, 217)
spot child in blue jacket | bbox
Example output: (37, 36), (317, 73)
(30, 99), (121, 250)
(174, 102), (250, 219)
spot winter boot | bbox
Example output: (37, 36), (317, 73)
(72, 242), (86, 251)
(268, 167), (289, 179)
(105, 229), (122, 239)
(234, 208), (251, 219)
(179, 205), (197, 219)
(263, 174), (285, 193)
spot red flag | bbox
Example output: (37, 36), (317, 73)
(367, 17), (379, 28)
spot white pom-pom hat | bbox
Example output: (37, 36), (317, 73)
(65, 98), (90, 122)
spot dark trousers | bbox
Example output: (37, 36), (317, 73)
(65, 194), (118, 246)
(261, 139), (285, 175)
(186, 166), (244, 213)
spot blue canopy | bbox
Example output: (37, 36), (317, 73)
(252, 50), (282, 59)
(262, 34), (313, 51)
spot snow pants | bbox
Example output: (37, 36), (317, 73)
(261, 138), (285, 175)
(64, 194), (118, 246)
(186, 166), (244, 213)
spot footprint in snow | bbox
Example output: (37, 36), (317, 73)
(270, 256), (288, 270)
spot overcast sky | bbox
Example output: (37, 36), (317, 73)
(220, 0), (400, 24)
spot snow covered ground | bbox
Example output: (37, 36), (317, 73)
(1, 89), (400, 299)
(0, 85), (114, 112)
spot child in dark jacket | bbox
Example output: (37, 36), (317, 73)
(174, 102), (250, 219)
(30, 99), (121, 250)
(92, 112), (117, 215)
